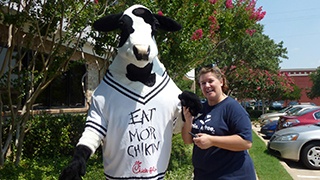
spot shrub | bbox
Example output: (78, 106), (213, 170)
(23, 113), (86, 158)
(247, 109), (263, 119)
(166, 133), (193, 179)
(20, 114), (194, 179)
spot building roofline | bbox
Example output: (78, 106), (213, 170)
(281, 68), (317, 71)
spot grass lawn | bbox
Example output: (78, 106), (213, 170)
(250, 131), (293, 180)
(0, 131), (293, 180)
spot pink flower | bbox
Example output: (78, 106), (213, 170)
(209, 0), (217, 4)
(158, 11), (163, 16)
(208, 15), (219, 37)
(246, 29), (256, 36)
(230, 65), (237, 70)
(245, 1), (266, 21)
(191, 29), (203, 40)
(249, 7), (266, 21)
(226, 0), (234, 9)
(254, 7), (266, 21)
(270, 80), (275, 85)
(208, 15), (217, 23)
(94, 0), (98, 4)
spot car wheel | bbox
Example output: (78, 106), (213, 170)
(300, 142), (320, 170)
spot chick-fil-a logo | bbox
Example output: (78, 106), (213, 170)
(132, 161), (157, 174)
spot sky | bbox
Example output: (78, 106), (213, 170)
(256, 0), (320, 69)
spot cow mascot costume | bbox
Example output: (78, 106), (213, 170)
(59, 4), (201, 180)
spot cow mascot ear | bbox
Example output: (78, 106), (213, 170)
(92, 12), (182, 33)
(178, 91), (202, 121)
(153, 14), (182, 32)
(92, 12), (123, 32)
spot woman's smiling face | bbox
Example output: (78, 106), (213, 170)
(199, 72), (224, 105)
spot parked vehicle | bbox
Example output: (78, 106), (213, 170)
(269, 101), (283, 110)
(268, 123), (320, 170)
(241, 101), (255, 110)
(259, 106), (291, 123)
(259, 105), (314, 125)
(260, 120), (278, 138)
(277, 107), (320, 131)
(300, 102), (317, 106)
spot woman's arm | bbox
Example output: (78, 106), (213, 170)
(192, 100), (253, 151)
(193, 134), (252, 151)
(181, 107), (195, 144)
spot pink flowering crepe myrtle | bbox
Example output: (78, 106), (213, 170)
(191, 29), (203, 40)
(190, 0), (266, 40)
(226, 0), (234, 9)
(158, 10), (164, 16)
(209, 0), (217, 4)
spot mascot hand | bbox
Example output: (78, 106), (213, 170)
(59, 145), (92, 180)
(178, 91), (202, 119)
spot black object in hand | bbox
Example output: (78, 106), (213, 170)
(178, 91), (202, 117)
(189, 132), (198, 138)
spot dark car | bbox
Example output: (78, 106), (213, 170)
(260, 120), (278, 138)
(277, 107), (320, 131)
(269, 101), (283, 110)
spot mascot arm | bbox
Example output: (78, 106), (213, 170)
(173, 103), (183, 134)
(77, 130), (102, 154)
(59, 131), (101, 180)
(178, 91), (202, 121)
(59, 145), (92, 180)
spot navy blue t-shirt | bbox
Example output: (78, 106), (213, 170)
(191, 97), (256, 180)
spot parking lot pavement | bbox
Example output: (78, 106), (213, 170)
(252, 123), (320, 180)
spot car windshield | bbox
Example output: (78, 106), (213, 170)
(297, 108), (320, 116)
(287, 107), (301, 114)
(279, 106), (292, 113)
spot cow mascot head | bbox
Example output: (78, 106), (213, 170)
(59, 4), (201, 180)
(93, 4), (182, 88)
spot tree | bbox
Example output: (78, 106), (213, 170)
(307, 66), (320, 99)
(0, 0), (277, 166)
(225, 60), (296, 113)
(120, 0), (268, 81)
(0, 0), (113, 166)
(88, 1), (272, 91)
(283, 84), (302, 102)
(217, 24), (287, 71)
(209, 22), (289, 100)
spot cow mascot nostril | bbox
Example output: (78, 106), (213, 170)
(59, 4), (200, 180)
(133, 44), (150, 60)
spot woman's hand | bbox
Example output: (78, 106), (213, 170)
(193, 133), (213, 149)
(181, 107), (194, 144)
(193, 134), (252, 151)
(183, 107), (193, 123)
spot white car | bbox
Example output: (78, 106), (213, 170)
(268, 123), (320, 170)
(259, 105), (315, 125)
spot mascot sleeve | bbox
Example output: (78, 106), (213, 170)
(77, 96), (107, 154)
(173, 100), (183, 134)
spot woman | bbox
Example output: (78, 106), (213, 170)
(181, 65), (256, 180)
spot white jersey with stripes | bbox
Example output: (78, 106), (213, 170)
(78, 69), (182, 180)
